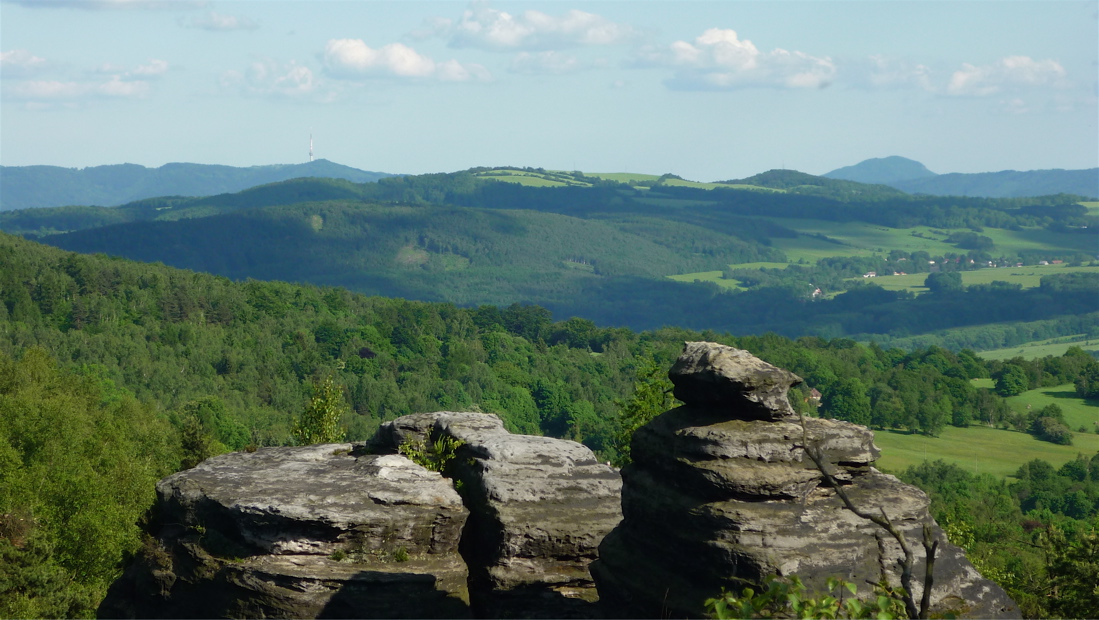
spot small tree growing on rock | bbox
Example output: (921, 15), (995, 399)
(291, 375), (347, 445)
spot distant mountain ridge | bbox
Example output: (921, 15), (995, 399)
(0, 159), (392, 211)
(824, 156), (1098, 198)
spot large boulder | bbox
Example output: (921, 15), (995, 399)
(98, 444), (470, 619)
(590, 342), (1020, 619)
(373, 412), (623, 619)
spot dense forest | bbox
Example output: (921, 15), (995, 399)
(1, 233), (1097, 617)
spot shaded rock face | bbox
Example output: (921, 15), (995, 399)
(372, 412), (623, 619)
(590, 341), (1020, 619)
(98, 444), (471, 619)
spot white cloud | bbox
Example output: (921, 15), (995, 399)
(323, 39), (489, 82)
(509, 51), (583, 75)
(182, 11), (259, 31)
(9, 0), (205, 9)
(856, 55), (934, 91)
(447, 3), (636, 51)
(220, 58), (320, 98)
(1, 49), (49, 77)
(96, 75), (150, 97)
(134, 59), (169, 76)
(641, 28), (834, 90)
(6, 75), (149, 100)
(947, 56), (1067, 96)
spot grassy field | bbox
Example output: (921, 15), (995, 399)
(666, 270), (745, 290)
(856, 263), (1099, 294)
(1082, 201), (1099, 216)
(873, 424), (1097, 478)
(753, 217), (1097, 265)
(1005, 383), (1099, 433)
(586, 172), (660, 183)
(979, 336), (1099, 360)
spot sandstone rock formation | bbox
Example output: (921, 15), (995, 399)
(590, 341), (1020, 619)
(98, 444), (471, 619)
(372, 412), (623, 619)
(100, 413), (621, 619)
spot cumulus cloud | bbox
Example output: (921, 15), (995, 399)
(639, 28), (834, 90)
(323, 39), (489, 82)
(181, 11), (259, 31)
(446, 3), (636, 51)
(947, 56), (1067, 96)
(220, 58), (321, 98)
(1, 49), (49, 78)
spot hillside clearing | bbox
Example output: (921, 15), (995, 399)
(873, 424), (1097, 478)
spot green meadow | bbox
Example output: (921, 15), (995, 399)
(667, 270), (745, 290)
(873, 424), (1098, 478)
(978, 336), (1099, 360)
(866, 263), (1099, 294)
(1005, 383), (1099, 433)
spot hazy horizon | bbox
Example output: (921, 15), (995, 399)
(2, 1), (1097, 181)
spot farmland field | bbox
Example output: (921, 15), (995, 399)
(872, 424), (1097, 478)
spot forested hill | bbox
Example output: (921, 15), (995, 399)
(4, 168), (1095, 345)
(0, 159), (391, 211)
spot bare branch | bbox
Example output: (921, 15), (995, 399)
(798, 413), (939, 619)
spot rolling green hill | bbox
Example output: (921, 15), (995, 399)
(4, 167), (1096, 348)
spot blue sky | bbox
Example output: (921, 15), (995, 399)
(2, 0), (1096, 181)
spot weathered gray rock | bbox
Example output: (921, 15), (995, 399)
(591, 342), (1019, 619)
(373, 412), (623, 618)
(669, 341), (803, 419)
(98, 444), (470, 619)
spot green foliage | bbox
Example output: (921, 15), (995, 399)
(994, 364), (1030, 397)
(291, 375), (347, 445)
(1075, 360), (1099, 399)
(704, 575), (906, 619)
(924, 271), (964, 294)
(611, 355), (675, 466)
(1045, 524), (1099, 618)
(398, 435), (465, 473)
(0, 348), (178, 617)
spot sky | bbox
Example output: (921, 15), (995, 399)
(1, 0), (1096, 181)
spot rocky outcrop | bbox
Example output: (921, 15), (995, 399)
(372, 412), (623, 619)
(98, 444), (471, 619)
(590, 341), (1019, 619)
(100, 413), (622, 619)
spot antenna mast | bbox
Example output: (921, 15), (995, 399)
(309, 132), (314, 163)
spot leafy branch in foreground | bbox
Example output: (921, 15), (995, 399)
(705, 575), (907, 619)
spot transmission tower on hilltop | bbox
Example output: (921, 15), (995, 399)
(309, 132), (314, 163)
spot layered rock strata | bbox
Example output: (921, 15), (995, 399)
(98, 444), (471, 619)
(372, 412), (623, 619)
(590, 341), (1019, 619)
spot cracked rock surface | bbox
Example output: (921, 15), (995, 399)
(97, 445), (471, 619)
(589, 341), (1020, 619)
